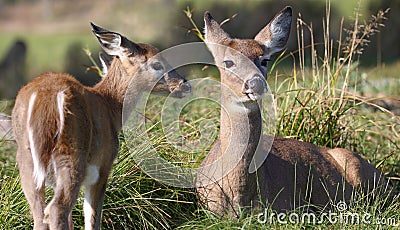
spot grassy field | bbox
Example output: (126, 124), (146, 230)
(0, 3), (399, 230)
(1, 66), (398, 229)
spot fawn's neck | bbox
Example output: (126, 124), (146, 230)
(217, 80), (263, 208)
(93, 58), (141, 130)
(219, 100), (262, 168)
(219, 80), (263, 162)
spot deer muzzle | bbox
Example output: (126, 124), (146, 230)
(165, 70), (191, 98)
(242, 74), (267, 101)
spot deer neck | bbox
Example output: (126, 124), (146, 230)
(219, 73), (263, 171)
(93, 58), (141, 130)
(215, 74), (264, 208)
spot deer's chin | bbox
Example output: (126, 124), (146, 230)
(168, 90), (189, 98)
(234, 93), (262, 105)
(150, 81), (191, 98)
(246, 92), (262, 101)
(151, 91), (169, 97)
(168, 81), (192, 98)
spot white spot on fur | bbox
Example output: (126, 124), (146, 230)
(84, 165), (99, 186)
(27, 92), (45, 189)
(84, 187), (94, 229)
(99, 56), (108, 76)
(56, 90), (66, 136)
(83, 165), (99, 228)
(227, 100), (259, 113)
(43, 202), (51, 224)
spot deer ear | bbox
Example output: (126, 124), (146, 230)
(254, 6), (292, 56)
(204, 11), (230, 44)
(91, 22), (140, 57)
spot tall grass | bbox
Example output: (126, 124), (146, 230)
(275, 1), (390, 147)
(272, 1), (399, 181)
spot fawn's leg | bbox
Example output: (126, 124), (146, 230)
(17, 148), (48, 230)
(44, 154), (85, 230)
(83, 164), (112, 230)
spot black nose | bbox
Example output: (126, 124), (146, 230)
(243, 75), (266, 95)
(181, 81), (191, 93)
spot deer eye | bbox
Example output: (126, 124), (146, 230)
(260, 58), (270, 67)
(223, 60), (235, 69)
(151, 62), (164, 71)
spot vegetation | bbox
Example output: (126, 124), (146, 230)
(0, 1), (399, 229)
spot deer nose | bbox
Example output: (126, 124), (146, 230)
(243, 75), (266, 94)
(180, 80), (191, 93)
(242, 75), (267, 101)
(169, 78), (192, 98)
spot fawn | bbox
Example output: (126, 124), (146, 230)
(196, 6), (390, 216)
(12, 23), (190, 229)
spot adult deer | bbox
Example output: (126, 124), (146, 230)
(12, 23), (191, 229)
(196, 7), (390, 216)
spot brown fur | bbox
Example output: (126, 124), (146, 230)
(228, 39), (263, 60)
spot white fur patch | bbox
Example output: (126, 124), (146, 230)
(83, 165), (99, 229)
(227, 100), (259, 113)
(84, 187), (94, 229)
(84, 165), (99, 186)
(56, 90), (66, 136)
(27, 92), (45, 189)
(99, 56), (108, 76)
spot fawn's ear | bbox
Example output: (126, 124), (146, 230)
(254, 6), (292, 56)
(91, 22), (141, 57)
(204, 11), (231, 44)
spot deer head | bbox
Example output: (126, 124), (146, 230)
(91, 23), (191, 98)
(204, 7), (292, 104)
